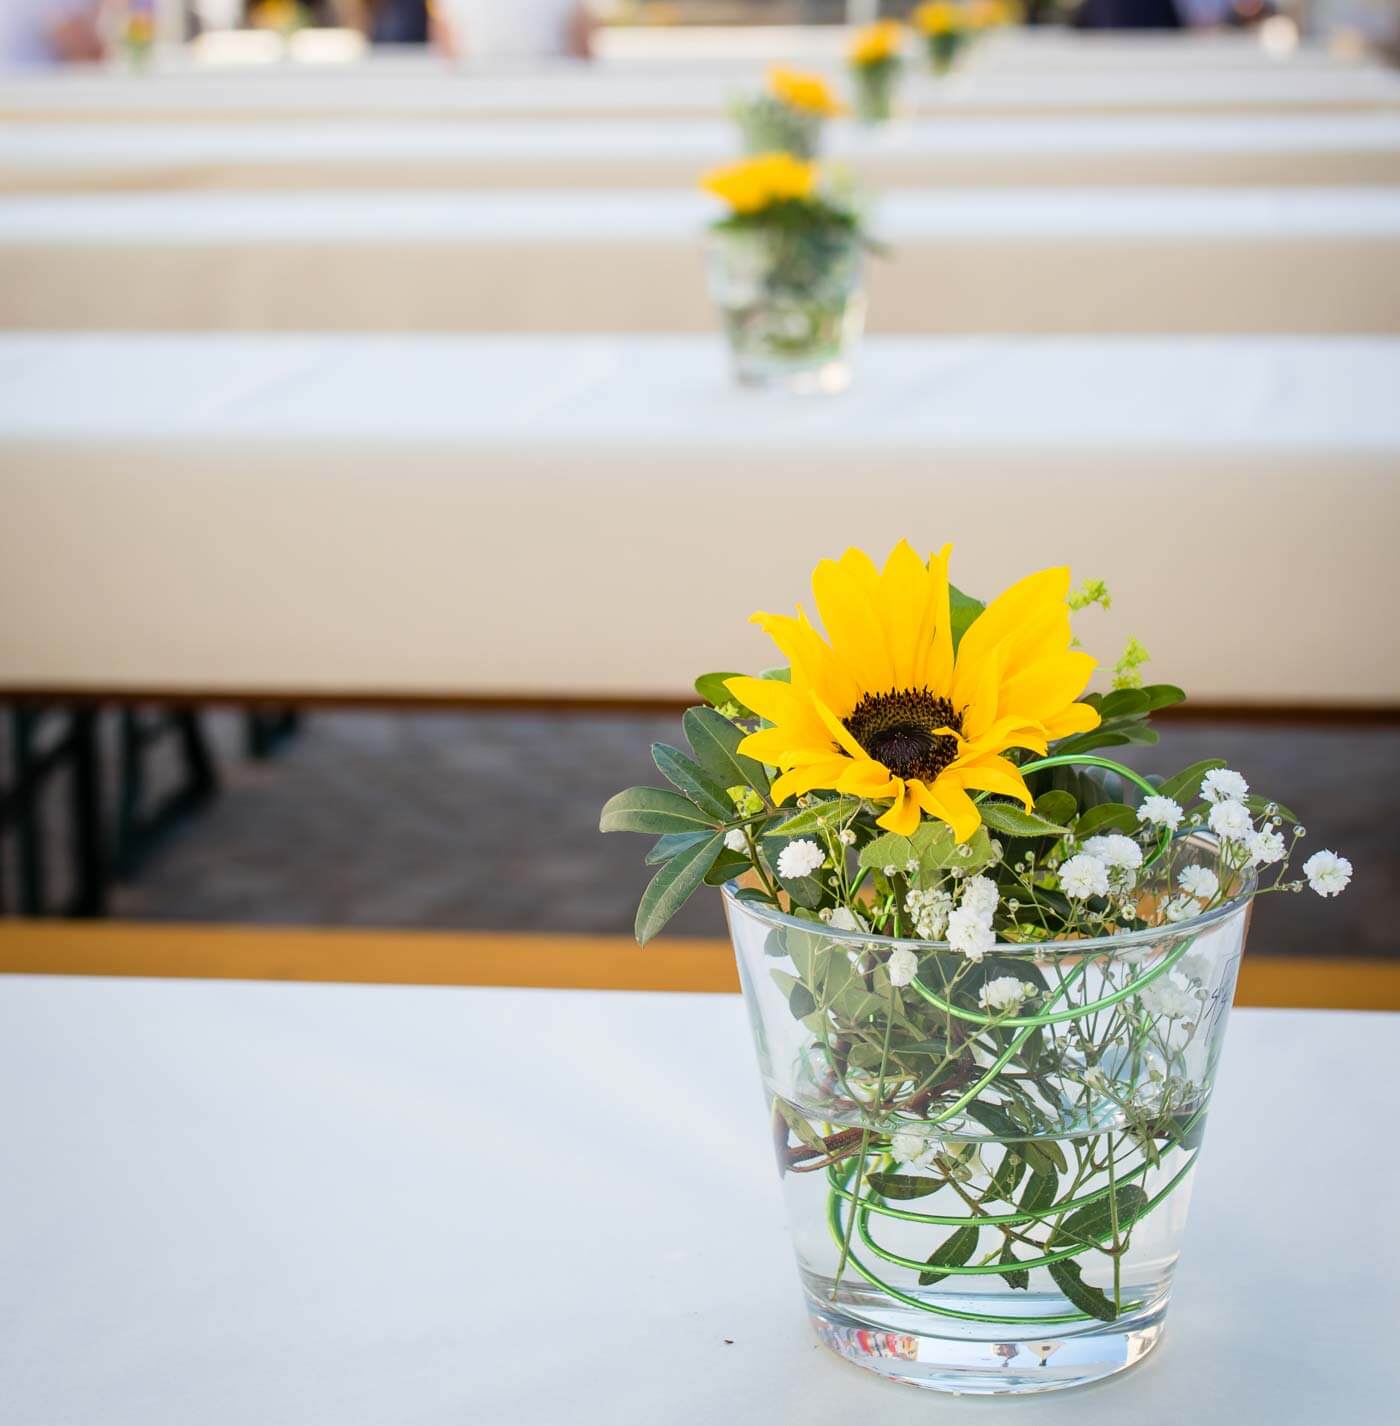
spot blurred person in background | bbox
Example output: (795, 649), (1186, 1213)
(1075, 0), (1182, 26)
(1, 0), (105, 64)
(435, 0), (595, 59)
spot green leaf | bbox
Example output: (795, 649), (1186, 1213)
(1019, 1167), (1060, 1218)
(1054, 1184), (1148, 1250)
(694, 671), (750, 713)
(918, 1225), (980, 1286)
(977, 802), (1070, 839)
(683, 706), (771, 797)
(776, 1099), (825, 1153)
(1140, 684), (1186, 712)
(858, 823), (993, 880)
(948, 583), (985, 653)
(867, 1172), (945, 1201)
(1097, 688), (1151, 720)
(990, 1149), (1028, 1203)
(645, 831), (712, 865)
(1049, 1258), (1119, 1323)
(1156, 758), (1226, 806)
(961, 1100), (1022, 1139)
(1033, 790), (1079, 827)
(1073, 802), (1138, 836)
(634, 833), (723, 945)
(771, 796), (861, 837)
(651, 743), (736, 821)
(768, 968), (817, 1019)
(704, 849), (751, 887)
(600, 786), (721, 836)
(999, 1244), (1030, 1292)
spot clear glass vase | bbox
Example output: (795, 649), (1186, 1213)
(706, 227), (866, 394)
(732, 97), (823, 161)
(852, 63), (900, 125)
(722, 839), (1253, 1396)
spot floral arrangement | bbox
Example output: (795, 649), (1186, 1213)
(603, 541), (1349, 945)
(700, 155), (877, 387)
(914, 1), (969, 73)
(121, 0), (156, 62)
(600, 542), (1351, 1386)
(731, 66), (846, 161)
(847, 21), (905, 125)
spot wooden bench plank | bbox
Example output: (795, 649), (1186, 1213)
(0, 921), (1395, 1012)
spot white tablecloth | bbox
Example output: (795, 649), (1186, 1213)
(3, 188), (1397, 334)
(4, 115), (1398, 192)
(0, 975), (1394, 1426)
(1, 65), (1395, 123)
(1, 332), (1396, 704)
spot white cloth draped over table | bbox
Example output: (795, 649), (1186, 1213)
(1, 333), (1396, 705)
(0, 976), (1395, 1426)
(3, 116), (1398, 192)
(2, 188), (1397, 335)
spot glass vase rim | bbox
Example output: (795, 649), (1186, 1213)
(721, 831), (1257, 959)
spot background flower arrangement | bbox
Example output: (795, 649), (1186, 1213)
(731, 66), (846, 160)
(700, 154), (878, 390)
(847, 21), (905, 125)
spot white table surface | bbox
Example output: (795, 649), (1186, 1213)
(3, 187), (1396, 334)
(1, 332), (1396, 703)
(0, 976), (1394, 1426)
(4, 115), (1398, 192)
(1, 64), (1395, 122)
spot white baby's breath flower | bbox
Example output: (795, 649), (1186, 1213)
(1139, 973), (1199, 1020)
(837, 828), (857, 847)
(905, 858), (920, 877)
(1178, 950), (1212, 985)
(723, 828), (749, 854)
(890, 1127), (934, 1168)
(1246, 827), (1287, 867)
(1163, 893), (1200, 923)
(1207, 800), (1252, 843)
(905, 887), (952, 941)
(978, 976), (1033, 1013)
(1303, 850), (1352, 898)
(777, 839), (825, 880)
(882, 864), (898, 878)
(1082, 834), (1143, 873)
(1138, 795), (1184, 831)
(828, 906), (869, 933)
(887, 946), (920, 987)
(946, 907), (996, 962)
(1059, 853), (1110, 901)
(1177, 865), (1219, 901)
(960, 875), (1000, 920)
(1202, 769), (1250, 805)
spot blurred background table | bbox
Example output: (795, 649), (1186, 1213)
(2, 63), (1396, 124)
(4, 188), (1397, 333)
(0, 970), (1394, 1426)
(2, 332), (1395, 705)
(4, 115), (1398, 192)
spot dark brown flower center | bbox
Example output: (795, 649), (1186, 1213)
(843, 688), (963, 783)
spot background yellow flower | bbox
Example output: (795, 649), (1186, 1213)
(849, 20), (904, 68)
(698, 152), (818, 215)
(914, 2), (967, 35)
(767, 67), (847, 117)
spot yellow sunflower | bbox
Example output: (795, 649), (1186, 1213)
(725, 542), (1100, 842)
(768, 66), (847, 117)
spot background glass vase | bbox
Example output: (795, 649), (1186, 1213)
(706, 227), (866, 394)
(852, 63), (900, 126)
(732, 96), (824, 161)
(722, 849), (1252, 1396)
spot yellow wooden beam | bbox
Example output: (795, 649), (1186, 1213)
(0, 921), (1395, 1012)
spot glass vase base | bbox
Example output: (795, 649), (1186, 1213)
(733, 356), (852, 395)
(805, 1294), (1166, 1396)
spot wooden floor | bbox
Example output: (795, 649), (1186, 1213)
(1, 921), (1396, 1011)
